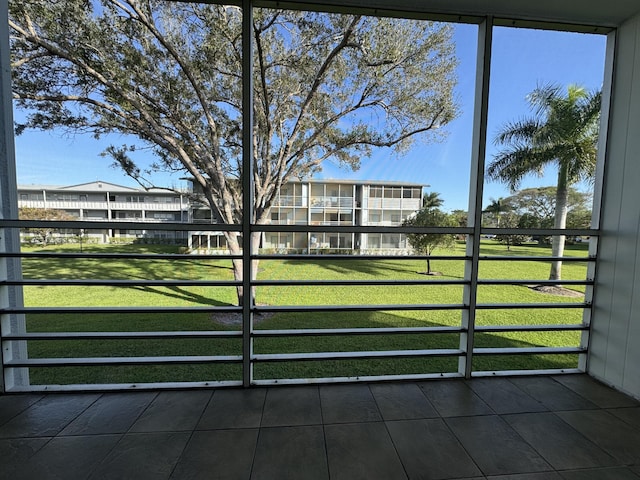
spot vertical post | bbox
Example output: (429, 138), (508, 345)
(0, 1), (28, 391)
(581, 29), (616, 372)
(460, 17), (493, 379)
(241, 0), (254, 387)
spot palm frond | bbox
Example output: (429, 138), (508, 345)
(489, 83), (601, 192)
(493, 118), (541, 145)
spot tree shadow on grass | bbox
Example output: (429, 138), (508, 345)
(280, 257), (465, 279)
(22, 248), (236, 307)
(125, 284), (234, 307)
(25, 308), (581, 385)
(250, 309), (581, 379)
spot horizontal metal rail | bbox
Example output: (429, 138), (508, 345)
(1, 303), (587, 315)
(475, 324), (589, 332)
(475, 279), (592, 286)
(254, 254), (470, 261)
(0, 251), (593, 262)
(0, 220), (599, 237)
(252, 372), (464, 386)
(253, 348), (464, 362)
(0, 252), (242, 260)
(6, 355), (243, 367)
(471, 368), (583, 378)
(476, 302), (588, 309)
(479, 255), (593, 262)
(253, 278), (591, 287)
(252, 326), (463, 337)
(4, 279), (241, 287)
(473, 346), (586, 355)
(3, 331), (242, 340)
(254, 304), (467, 313)
(253, 279), (468, 286)
(0, 306), (241, 314)
(6, 380), (244, 392)
(0, 278), (592, 288)
(480, 227), (598, 236)
(1, 325), (584, 341)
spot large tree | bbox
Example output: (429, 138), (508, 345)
(19, 207), (75, 246)
(487, 84), (600, 281)
(9, 0), (459, 303)
(505, 186), (592, 230)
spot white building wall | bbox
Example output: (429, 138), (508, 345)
(589, 12), (640, 398)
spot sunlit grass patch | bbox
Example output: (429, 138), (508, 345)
(20, 241), (591, 384)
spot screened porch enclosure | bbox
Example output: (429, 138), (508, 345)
(0, 0), (624, 394)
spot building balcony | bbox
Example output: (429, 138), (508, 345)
(50, 217), (184, 224)
(308, 220), (354, 226)
(366, 198), (421, 210)
(310, 197), (354, 208)
(18, 199), (187, 212)
(272, 196), (306, 207)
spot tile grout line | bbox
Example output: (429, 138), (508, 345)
(247, 387), (270, 479)
(165, 389), (216, 479)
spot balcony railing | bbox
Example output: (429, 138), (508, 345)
(272, 196), (305, 207)
(0, 217), (598, 392)
(310, 197), (354, 208)
(18, 199), (187, 211)
(308, 221), (354, 226)
(366, 198), (421, 210)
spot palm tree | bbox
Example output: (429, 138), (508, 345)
(483, 197), (507, 227)
(488, 83), (601, 281)
(422, 191), (444, 209)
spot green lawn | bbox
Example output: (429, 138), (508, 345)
(18, 240), (591, 384)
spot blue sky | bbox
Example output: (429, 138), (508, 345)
(13, 22), (607, 211)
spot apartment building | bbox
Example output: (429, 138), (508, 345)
(18, 180), (189, 243)
(18, 179), (424, 252)
(187, 179), (424, 253)
(264, 179), (423, 253)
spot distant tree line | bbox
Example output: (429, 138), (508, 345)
(483, 186), (592, 249)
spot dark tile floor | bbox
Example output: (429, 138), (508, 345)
(1, 375), (639, 479)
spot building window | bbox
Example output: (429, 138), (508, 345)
(370, 186), (383, 198)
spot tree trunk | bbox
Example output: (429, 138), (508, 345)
(426, 257), (432, 275)
(549, 165), (569, 281)
(226, 231), (261, 306)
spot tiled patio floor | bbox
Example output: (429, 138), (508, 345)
(1, 375), (640, 479)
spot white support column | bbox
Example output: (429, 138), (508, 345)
(241, 0), (254, 387)
(0, 2), (29, 391)
(460, 17), (493, 379)
(580, 29), (616, 372)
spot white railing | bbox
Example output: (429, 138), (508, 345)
(366, 198), (421, 210)
(310, 197), (354, 208)
(18, 199), (186, 211)
(0, 217), (597, 392)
